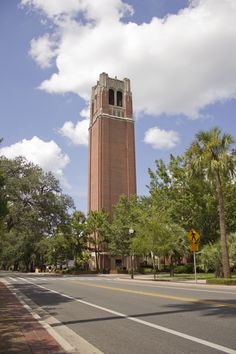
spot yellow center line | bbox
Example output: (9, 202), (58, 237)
(72, 281), (236, 309)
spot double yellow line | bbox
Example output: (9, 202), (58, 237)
(73, 281), (236, 309)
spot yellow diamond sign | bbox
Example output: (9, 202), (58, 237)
(187, 229), (200, 242)
(189, 243), (199, 252)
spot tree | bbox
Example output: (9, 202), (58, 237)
(0, 173), (7, 220)
(109, 195), (141, 258)
(228, 232), (236, 271)
(148, 155), (219, 245)
(86, 209), (110, 272)
(0, 156), (74, 271)
(133, 206), (187, 278)
(0, 139), (8, 222)
(70, 211), (89, 269)
(198, 242), (222, 277)
(199, 233), (236, 277)
(186, 127), (236, 278)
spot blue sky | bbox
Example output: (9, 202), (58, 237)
(1, 0), (236, 212)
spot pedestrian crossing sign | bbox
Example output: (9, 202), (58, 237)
(187, 229), (200, 242)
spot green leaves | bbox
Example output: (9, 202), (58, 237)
(109, 195), (141, 257)
(186, 127), (235, 180)
(0, 156), (74, 271)
(86, 209), (110, 271)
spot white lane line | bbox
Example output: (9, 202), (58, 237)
(4, 278), (103, 354)
(21, 277), (236, 354)
(26, 277), (38, 281)
(17, 276), (236, 295)
(8, 277), (17, 282)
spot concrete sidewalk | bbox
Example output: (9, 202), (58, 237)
(0, 281), (66, 354)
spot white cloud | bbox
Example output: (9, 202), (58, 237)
(21, 0), (133, 21)
(143, 127), (180, 150)
(58, 119), (89, 145)
(21, 0), (236, 118)
(0, 136), (70, 186)
(29, 34), (56, 68)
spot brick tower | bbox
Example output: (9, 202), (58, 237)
(88, 73), (136, 214)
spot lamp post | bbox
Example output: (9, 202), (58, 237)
(129, 228), (135, 279)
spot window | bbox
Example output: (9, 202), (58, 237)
(117, 91), (123, 107)
(109, 89), (114, 105)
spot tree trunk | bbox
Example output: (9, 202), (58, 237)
(215, 171), (231, 278)
(153, 256), (157, 280)
(170, 256), (174, 277)
(95, 247), (99, 272)
(151, 251), (156, 280)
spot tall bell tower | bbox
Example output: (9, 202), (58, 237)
(88, 73), (136, 214)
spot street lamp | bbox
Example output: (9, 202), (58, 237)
(129, 228), (135, 279)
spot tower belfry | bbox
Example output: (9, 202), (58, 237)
(88, 73), (136, 214)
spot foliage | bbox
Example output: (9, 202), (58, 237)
(198, 233), (236, 277)
(109, 195), (141, 257)
(198, 242), (222, 276)
(148, 155), (219, 244)
(0, 139), (8, 229)
(75, 250), (90, 269)
(0, 173), (7, 220)
(0, 156), (74, 271)
(228, 232), (236, 270)
(206, 278), (236, 285)
(70, 211), (89, 269)
(186, 127), (236, 278)
(173, 264), (194, 274)
(133, 205), (187, 277)
(86, 209), (110, 271)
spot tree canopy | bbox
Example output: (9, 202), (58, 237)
(0, 156), (74, 271)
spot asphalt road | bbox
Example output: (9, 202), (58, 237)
(1, 272), (236, 354)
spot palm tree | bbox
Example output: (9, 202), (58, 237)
(186, 127), (235, 278)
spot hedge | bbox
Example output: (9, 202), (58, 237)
(174, 264), (194, 274)
(206, 278), (236, 285)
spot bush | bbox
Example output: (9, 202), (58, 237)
(62, 268), (69, 274)
(174, 264), (194, 274)
(138, 267), (154, 274)
(206, 278), (236, 285)
(117, 268), (128, 274)
(139, 262), (153, 269)
(128, 269), (139, 275)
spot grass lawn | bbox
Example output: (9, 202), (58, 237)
(152, 273), (236, 280)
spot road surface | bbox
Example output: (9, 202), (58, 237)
(1, 272), (236, 354)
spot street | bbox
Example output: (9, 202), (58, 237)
(1, 272), (236, 354)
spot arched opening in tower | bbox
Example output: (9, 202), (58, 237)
(117, 91), (123, 107)
(109, 89), (114, 105)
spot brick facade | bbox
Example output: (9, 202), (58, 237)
(88, 73), (136, 214)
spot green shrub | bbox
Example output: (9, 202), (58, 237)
(174, 264), (194, 274)
(139, 263), (153, 269)
(128, 269), (139, 275)
(117, 268), (128, 274)
(206, 278), (236, 285)
(138, 267), (154, 274)
(62, 268), (69, 274)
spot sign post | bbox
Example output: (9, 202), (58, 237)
(187, 229), (200, 284)
(193, 251), (197, 284)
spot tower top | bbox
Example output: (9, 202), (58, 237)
(90, 73), (133, 125)
(96, 72), (131, 93)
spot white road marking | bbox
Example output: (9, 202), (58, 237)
(8, 277), (17, 282)
(3, 279), (103, 354)
(10, 275), (236, 295)
(26, 277), (38, 281)
(20, 277), (236, 354)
